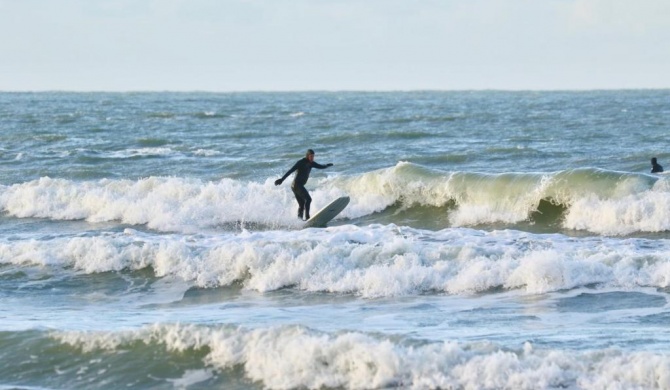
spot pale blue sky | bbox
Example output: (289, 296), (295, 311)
(1, 0), (669, 91)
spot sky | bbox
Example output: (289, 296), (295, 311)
(1, 0), (669, 92)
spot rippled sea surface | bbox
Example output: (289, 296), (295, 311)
(2, 91), (670, 389)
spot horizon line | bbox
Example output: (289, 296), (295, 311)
(1, 87), (669, 94)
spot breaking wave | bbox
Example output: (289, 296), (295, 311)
(1, 162), (669, 235)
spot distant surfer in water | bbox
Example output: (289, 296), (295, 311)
(275, 149), (333, 220)
(651, 157), (664, 173)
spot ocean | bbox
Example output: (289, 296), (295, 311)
(1, 90), (670, 389)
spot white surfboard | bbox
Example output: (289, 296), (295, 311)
(302, 196), (350, 228)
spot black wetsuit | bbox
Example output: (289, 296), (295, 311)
(652, 162), (664, 173)
(279, 158), (329, 219)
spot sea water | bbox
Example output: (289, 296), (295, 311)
(1, 91), (670, 389)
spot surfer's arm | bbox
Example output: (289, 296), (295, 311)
(275, 161), (300, 185)
(312, 162), (333, 169)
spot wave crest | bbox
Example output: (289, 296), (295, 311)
(1, 164), (668, 235)
(52, 323), (670, 389)
(5, 226), (670, 297)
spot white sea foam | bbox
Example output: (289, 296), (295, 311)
(53, 323), (670, 389)
(193, 149), (220, 157)
(166, 368), (214, 388)
(108, 147), (176, 158)
(0, 165), (668, 235)
(0, 176), (311, 232)
(564, 184), (670, 235)
(4, 226), (670, 297)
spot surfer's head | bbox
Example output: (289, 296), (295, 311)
(652, 157), (658, 164)
(306, 149), (315, 157)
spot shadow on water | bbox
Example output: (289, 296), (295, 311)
(348, 198), (670, 239)
(350, 201), (456, 231)
(172, 285), (361, 309)
(346, 199), (573, 235)
(556, 291), (667, 313)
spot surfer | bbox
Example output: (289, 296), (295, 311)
(275, 149), (333, 220)
(651, 157), (664, 173)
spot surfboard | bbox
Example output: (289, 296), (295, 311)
(302, 196), (350, 229)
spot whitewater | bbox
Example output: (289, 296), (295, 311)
(1, 91), (670, 389)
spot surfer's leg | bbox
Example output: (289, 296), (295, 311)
(291, 185), (306, 219)
(292, 184), (311, 220)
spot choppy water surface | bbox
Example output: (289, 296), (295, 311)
(2, 91), (670, 389)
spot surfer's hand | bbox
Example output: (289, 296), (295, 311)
(274, 178), (283, 186)
(326, 163), (333, 167)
